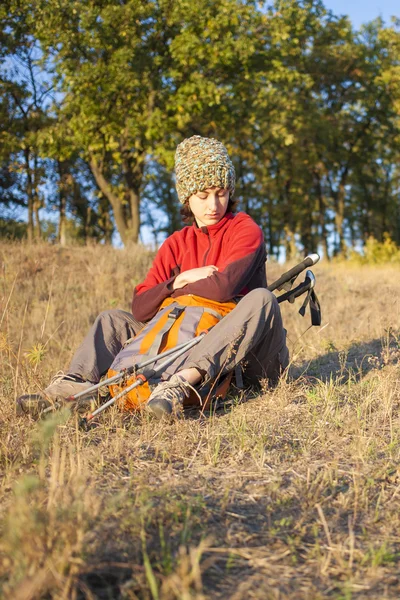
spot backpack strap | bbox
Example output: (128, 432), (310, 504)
(234, 364), (244, 389)
(146, 306), (186, 358)
(146, 305), (222, 358)
(147, 305), (225, 358)
(203, 307), (226, 321)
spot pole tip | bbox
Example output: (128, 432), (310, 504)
(79, 416), (88, 431)
(306, 253), (320, 265)
(79, 415), (94, 431)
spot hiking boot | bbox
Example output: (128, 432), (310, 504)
(146, 374), (201, 420)
(16, 394), (54, 418)
(16, 372), (95, 418)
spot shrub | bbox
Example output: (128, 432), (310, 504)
(349, 234), (400, 265)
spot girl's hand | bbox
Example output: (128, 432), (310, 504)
(173, 266), (218, 290)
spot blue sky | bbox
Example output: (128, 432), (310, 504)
(324, 0), (398, 28)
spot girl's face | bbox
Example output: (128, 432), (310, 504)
(188, 187), (230, 228)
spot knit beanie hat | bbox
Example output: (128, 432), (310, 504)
(175, 135), (236, 204)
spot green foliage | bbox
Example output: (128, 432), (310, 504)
(0, 218), (27, 239)
(349, 234), (400, 264)
(0, 218), (58, 241)
(25, 342), (47, 367)
(32, 408), (71, 452)
(1, 0), (400, 255)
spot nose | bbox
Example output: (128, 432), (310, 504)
(207, 192), (218, 212)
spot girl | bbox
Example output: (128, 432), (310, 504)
(17, 136), (288, 419)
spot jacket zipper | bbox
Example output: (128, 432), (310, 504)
(202, 230), (212, 266)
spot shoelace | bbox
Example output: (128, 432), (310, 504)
(49, 371), (79, 386)
(158, 376), (202, 405)
(157, 379), (191, 403)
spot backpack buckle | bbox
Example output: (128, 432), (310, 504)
(168, 306), (185, 321)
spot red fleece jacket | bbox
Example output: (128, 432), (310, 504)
(132, 212), (267, 322)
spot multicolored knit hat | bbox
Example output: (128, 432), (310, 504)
(175, 136), (236, 204)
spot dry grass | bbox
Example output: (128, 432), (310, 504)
(0, 241), (400, 599)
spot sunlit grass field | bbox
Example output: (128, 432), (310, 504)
(1, 241), (400, 599)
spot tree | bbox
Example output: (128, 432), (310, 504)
(0, 4), (54, 240)
(1, 0), (400, 256)
(18, 0), (264, 245)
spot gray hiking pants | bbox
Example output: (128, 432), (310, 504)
(68, 288), (289, 386)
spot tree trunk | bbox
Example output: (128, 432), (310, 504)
(123, 153), (143, 244)
(314, 170), (330, 260)
(59, 196), (67, 245)
(127, 187), (141, 243)
(34, 203), (41, 239)
(57, 161), (68, 246)
(84, 205), (91, 244)
(89, 156), (130, 244)
(267, 195), (275, 259)
(283, 177), (296, 260)
(98, 196), (113, 244)
(300, 193), (314, 256)
(33, 154), (41, 239)
(24, 148), (34, 243)
(281, 146), (298, 260)
(163, 174), (181, 235)
(356, 168), (372, 243)
(331, 166), (348, 256)
(27, 199), (34, 242)
(381, 164), (392, 239)
(395, 196), (400, 246)
(335, 182), (346, 255)
(89, 155), (141, 245)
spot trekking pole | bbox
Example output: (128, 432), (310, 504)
(40, 336), (208, 418)
(276, 270), (316, 304)
(79, 330), (209, 430)
(63, 337), (206, 405)
(276, 270), (321, 326)
(268, 253), (320, 292)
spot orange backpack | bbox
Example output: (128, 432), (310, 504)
(107, 294), (236, 411)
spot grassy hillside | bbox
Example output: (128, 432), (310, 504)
(1, 241), (400, 599)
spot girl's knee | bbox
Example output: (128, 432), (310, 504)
(243, 288), (277, 308)
(96, 309), (126, 323)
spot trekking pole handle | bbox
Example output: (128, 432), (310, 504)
(268, 253), (320, 292)
(276, 271), (314, 304)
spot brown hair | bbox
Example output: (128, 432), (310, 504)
(180, 197), (238, 225)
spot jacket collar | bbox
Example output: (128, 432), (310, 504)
(192, 212), (234, 237)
